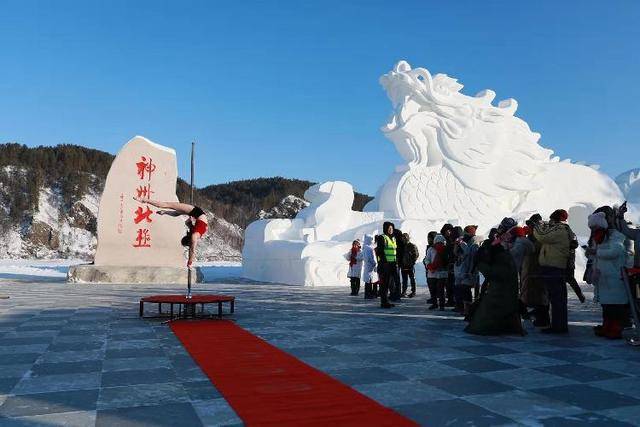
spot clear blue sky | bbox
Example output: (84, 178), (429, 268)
(1, 0), (638, 195)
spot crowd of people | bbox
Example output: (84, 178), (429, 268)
(346, 204), (640, 338)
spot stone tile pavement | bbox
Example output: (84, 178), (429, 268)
(0, 271), (639, 426)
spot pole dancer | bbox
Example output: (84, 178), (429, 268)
(133, 197), (208, 268)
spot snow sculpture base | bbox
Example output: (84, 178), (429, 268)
(242, 61), (624, 287)
(68, 265), (203, 285)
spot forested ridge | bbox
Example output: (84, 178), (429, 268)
(0, 143), (372, 229)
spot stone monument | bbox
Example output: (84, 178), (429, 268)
(68, 136), (203, 284)
(243, 61), (624, 286)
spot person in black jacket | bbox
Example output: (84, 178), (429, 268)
(440, 224), (456, 307)
(376, 221), (400, 308)
(400, 233), (419, 298)
(390, 226), (405, 301)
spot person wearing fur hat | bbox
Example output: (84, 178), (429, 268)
(375, 222), (400, 308)
(362, 235), (379, 299)
(346, 240), (363, 296)
(533, 209), (573, 334)
(425, 234), (449, 310)
(588, 210), (630, 339)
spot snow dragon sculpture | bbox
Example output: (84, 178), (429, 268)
(370, 60), (622, 234)
(243, 61), (623, 286)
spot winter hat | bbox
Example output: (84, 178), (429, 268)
(434, 234), (446, 245)
(588, 212), (608, 230)
(440, 223), (454, 235)
(363, 234), (374, 246)
(464, 225), (478, 235)
(550, 209), (569, 222)
(526, 213), (543, 228)
(497, 217), (517, 234)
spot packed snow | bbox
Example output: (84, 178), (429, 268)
(0, 259), (242, 283)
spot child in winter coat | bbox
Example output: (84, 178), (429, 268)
(362, 235), (379, 299)
(425, 234), (449, 310)
(346, 240), (364, 296)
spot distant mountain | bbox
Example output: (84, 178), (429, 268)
(0, 143), (372, 260)
(258, 195), (310, 220)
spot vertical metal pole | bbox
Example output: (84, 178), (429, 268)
(190, 142), (195, 204)
(187, 142), (195, 300)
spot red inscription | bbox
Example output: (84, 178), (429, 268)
(133, 228), (151, 248)
(136, 156), (156, 181)
(135, 184), (154, 199)
(133, 206), (153, 224)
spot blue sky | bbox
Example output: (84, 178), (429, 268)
(1, 0), (638, 195)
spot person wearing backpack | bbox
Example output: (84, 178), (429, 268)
(425, 234), (448, 310)
(400, 233), (419, 298)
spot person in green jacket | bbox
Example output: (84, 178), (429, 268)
(533, 209), (573, 334)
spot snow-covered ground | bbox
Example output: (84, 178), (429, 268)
(0, 259), (243, 283)
(0, 259), (79, 281)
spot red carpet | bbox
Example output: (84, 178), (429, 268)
(171, 320), (418, 427)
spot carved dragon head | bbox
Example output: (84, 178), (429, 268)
(380, 61), (554, 197)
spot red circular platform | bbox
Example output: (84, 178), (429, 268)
(139, 294), (235, 319)
(141, 294), (234, 304)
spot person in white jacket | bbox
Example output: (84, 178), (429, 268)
(362, 234), (379, 299)
(346, 239), (364, 296)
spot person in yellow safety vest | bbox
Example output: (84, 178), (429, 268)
(375, 221), (400, 309)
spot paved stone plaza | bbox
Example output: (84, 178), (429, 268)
(1, 269), (640, 426)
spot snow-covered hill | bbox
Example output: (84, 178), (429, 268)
(0, 168), (242, 261)
(258, 195), (310, 220)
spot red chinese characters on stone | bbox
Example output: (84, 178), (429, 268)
(132, 155), (158, 248)
(135, 184), (154, 199)
(136, 156), (156, 181)
(132, 228), (151, 248)
(133, 206), (153, 224)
